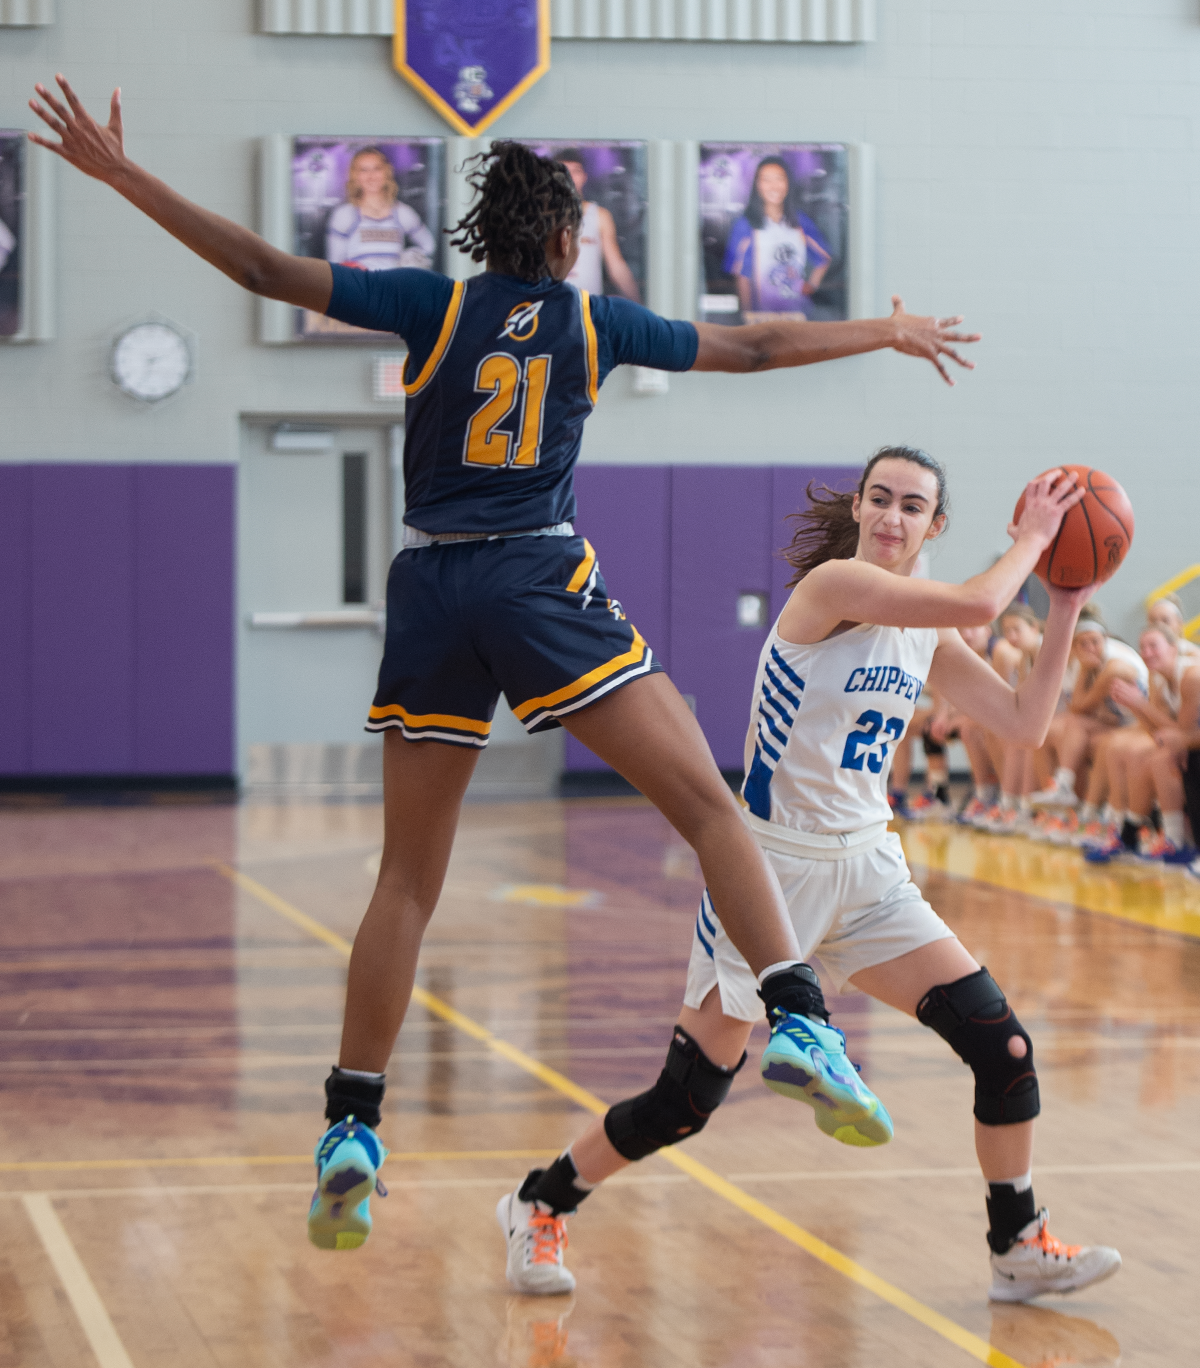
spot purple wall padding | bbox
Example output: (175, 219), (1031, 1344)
(134, 467), (235, 774)
(669, 467), (775, 769)
(565, 466), (673, 772)
(3, 464), (235, 777)
(30, 466), (138, 773)
(0, 467), (32, 772)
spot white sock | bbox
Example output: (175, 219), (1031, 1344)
(980, 783), (1000, 805)
(1079, 803), (1098, 824)
(1053, 767), (1076, 792)
(1018, 796), (1032, 816)
(756, 960), (806, 988)
(1101, 804), (1118, 825)
(335, 1066), (386, 1081)
(987, 1170), (1032, 1193)
(1163, 812), (1186, 846)
(1125, 811), (1146, 828)
(1000, 792), (1016, 813)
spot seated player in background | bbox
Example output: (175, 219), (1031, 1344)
(955, 624), (1005, 824)
(1147, 593), (1199, 657)
(1029, 614), (1147, 845)
(497, 453), (1121, 1306)
(1086, 624), (1200, 864)
(27, 75), (986, 1258)
(977, 603), (1043, 835)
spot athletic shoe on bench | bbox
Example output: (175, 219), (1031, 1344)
(760, 1009), (893, 1147)
(496, 1187), (576, 1295)
(988, 1208), (1121, 1302)
(307, 1116), (388, 1250)
(957, 795), (989, 826)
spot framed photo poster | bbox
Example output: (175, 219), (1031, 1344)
(291, 136), (445, 341)
(522, 140), (647, 303)
(0, 132), (24, 338)
(699, 142), (850, 325)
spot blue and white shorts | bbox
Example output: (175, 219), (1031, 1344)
(685, 825), (955, 1020)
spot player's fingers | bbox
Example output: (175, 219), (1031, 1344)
(34, 83), (73, 125)
(29, 99), (68, 138)
(56, 73), (88, 121)
(935, 315), (964, 328)
(938, 329), (982, 343)
(26, 131), (66, 157)
(931, 354), (953, 385)
(938, 344), (974, 369)
(891, 294), (905, 315)
(109, 87), (123, 136)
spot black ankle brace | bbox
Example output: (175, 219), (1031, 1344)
(757, 963), (829, 1023)
(986, 1181), (1036, 1253)
(324, 1066), (385, 1129)
(523, 1153), (592, 1216)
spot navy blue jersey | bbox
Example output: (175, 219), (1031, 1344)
(327, 266), (698, 533)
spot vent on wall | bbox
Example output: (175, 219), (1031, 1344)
(259, 0), (875, 42)
(0, 0), (54, 24)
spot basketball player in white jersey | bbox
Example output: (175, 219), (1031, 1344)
(497, 448), (1122, 1305)
(557, 150), (640, 302)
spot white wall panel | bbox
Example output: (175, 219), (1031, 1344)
(258, 0), (874, 41)
(0, 0), (55, 24)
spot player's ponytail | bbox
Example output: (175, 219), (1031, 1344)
(449, 141), (582, 281)
(782, 445), (949, 585)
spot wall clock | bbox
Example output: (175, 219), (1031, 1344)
(110, 320), (192, 402)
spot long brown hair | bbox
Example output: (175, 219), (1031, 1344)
(782, 445), (949, 586)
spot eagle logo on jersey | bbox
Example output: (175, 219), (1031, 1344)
(499, 301), (542, 342)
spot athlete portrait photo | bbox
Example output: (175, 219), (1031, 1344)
(699, 142), (849, 325)
(0, 132), (23, 337)
(522, 141), (646, 302)
(291, 136), (443, 340)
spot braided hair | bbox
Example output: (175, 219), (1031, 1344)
(448, 141), (582, 281)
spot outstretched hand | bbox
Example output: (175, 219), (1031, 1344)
(887, 295), (981, 386)
(28, 74), (128, 184)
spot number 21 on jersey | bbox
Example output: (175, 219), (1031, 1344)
(463, 352), (552, 468)
(840, 710), (905, 773)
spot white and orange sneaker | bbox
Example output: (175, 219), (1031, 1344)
(988, 1209), (1121, 1302)
(497, 1188), (576, 1295)
(957, 795), (990, 827)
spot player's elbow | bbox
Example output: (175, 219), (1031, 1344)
(961, 588), (1005, 627)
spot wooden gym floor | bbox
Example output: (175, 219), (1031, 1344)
(1, 794), (1197, 1368)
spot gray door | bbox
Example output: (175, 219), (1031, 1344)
(237, 422), (397, 779)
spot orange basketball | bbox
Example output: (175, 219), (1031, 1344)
(1012, 465), (1134, 588)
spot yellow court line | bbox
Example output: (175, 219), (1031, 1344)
(0, 1149), (559, 1174)
(898, 826), (1200, 940)
(215, 862), (1023, 1368)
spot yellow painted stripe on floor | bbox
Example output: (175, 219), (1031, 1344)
(217, 862), (1024, 1368)
(899, 824), (1200, 940)
(0, 1149), (559, 1173)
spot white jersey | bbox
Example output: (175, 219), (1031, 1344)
(1103, 638), (1149, 722)
(743, 620), (939, 837)
(325, 201), (435, 271)
(1155, 651), (1193, 718)
(566, 201), (603, 295)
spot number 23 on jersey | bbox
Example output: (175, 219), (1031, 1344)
(840, 710), (906, 773)
(463, 352), (552, 468)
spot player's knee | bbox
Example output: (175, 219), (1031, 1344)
(603, 1026), (745, 1161)
(916, 967), (1040, 1126)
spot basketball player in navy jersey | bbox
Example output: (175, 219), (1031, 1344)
(30, 76), (982, 1255)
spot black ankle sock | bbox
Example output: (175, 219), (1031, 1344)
(521, 1153), (593, 1216)
(935, 784), (951, 805)
(324, 1066), (385, 1129)
(1120, 819), (1142, 851)
(986, 1182), (1037, 1253)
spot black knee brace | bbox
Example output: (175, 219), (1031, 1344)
(916, 967), (1039, 1125)
(604, 1027), (746, 1161)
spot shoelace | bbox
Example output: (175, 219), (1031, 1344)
(528, 1210), (568, 1265)
(1025, 1223), (1081, 1261)
(772, 1014), (863, 1072)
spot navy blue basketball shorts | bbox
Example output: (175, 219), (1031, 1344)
(366, 535), (663, 747)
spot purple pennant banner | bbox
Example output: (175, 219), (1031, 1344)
(395, 0), (550, 137)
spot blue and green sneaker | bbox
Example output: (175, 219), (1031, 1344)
(760, 1010), (893, 1147)
(307, 1116), (388, 1250)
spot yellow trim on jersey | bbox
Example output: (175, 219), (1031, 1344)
(565, 539), (597, 593)
(367, 702), (491, 736)
(580, 290), (599, 407)
(511, 630), (647, 722)
(404, 279), (466, 397)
